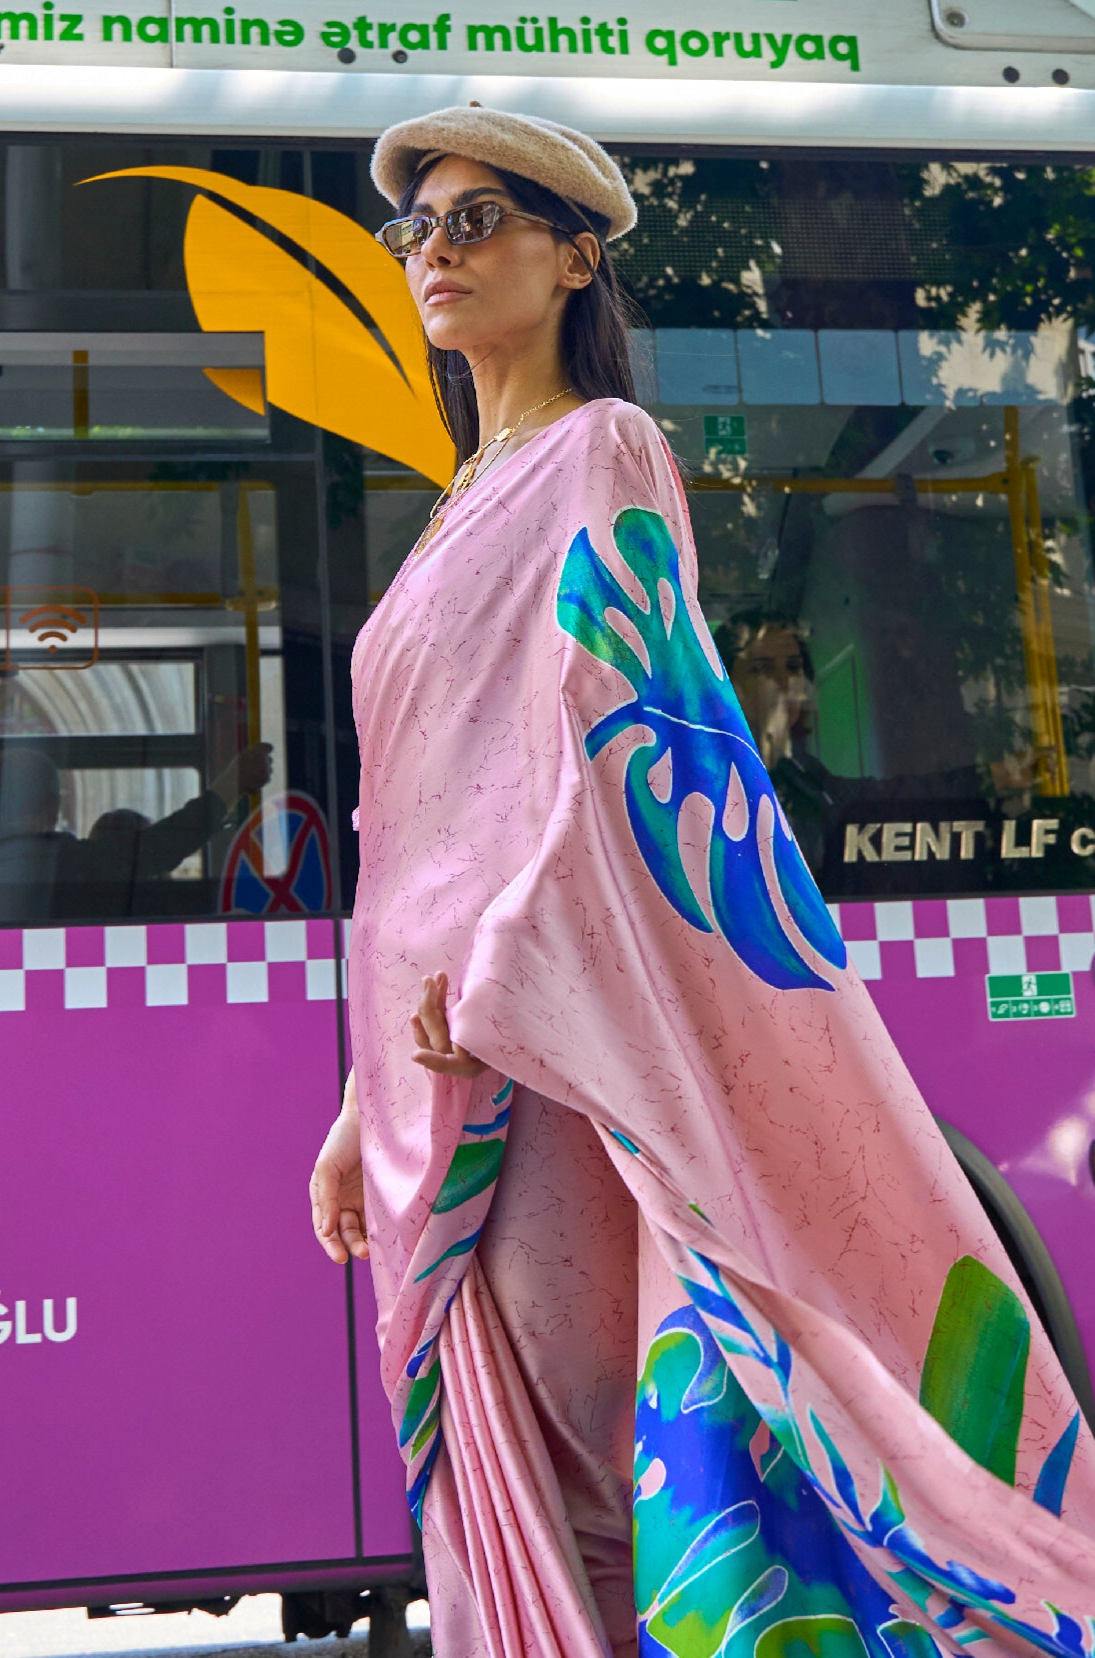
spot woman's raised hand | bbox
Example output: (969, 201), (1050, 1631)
(309, 1070), (370, 1263)
(411, 972), (487, 1078)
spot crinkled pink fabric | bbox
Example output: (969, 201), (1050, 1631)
(349, 399), (1095, 1658)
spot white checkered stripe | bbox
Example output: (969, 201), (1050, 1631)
(0, 920), (351, 1012)
(829, 895), (1095, 982)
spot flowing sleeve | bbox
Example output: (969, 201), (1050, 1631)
(448, 399), (848, 1121)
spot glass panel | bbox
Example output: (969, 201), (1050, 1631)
(65, 765), (201, 845)
(0, 455), (337, 920)
(0, 468), (293, 920)
(609, 154), (1095, 900)
(0, 334), (267, 441)
(0, 139), (337, 923)
(0, 660), (196, 736)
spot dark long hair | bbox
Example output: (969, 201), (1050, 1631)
(397, 161), (643, 465)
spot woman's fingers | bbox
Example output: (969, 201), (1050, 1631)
(309, 1164), (336, 1232)
(410, 1013), (430, 1048)
(412, 1042), (487, 1078)
(410, 972), (484, 1074)
(317, 1230), (349, 1264)
(312, 1198), (349, 1262)
(311, 1196), (368, 1263)
(338, 1207), (370, 1260)
(416, 972), (452, 1054)
(310, 1155), (368, 1262)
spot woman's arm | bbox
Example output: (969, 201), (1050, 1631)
(309, 1069), (371, 1262)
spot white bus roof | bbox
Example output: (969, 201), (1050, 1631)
(3, 1), (1095, 144)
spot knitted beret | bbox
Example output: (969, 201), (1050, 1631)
(370, 105), (637, 241)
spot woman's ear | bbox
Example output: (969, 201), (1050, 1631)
(559, 232), (600, 291)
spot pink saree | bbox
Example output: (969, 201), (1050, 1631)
(348, 398), (1095, 1658)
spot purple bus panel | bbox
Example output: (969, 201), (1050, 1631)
(2, 898), (1094, 1606)
(839, 893), (1095, 1373)
(0, 918), (412, 1605)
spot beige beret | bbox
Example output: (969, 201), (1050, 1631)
(371, 105), (637, 241)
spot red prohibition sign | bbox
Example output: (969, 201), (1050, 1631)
(220, 791), (331, 915)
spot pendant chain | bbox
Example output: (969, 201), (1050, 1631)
(412, 387), (572, 555)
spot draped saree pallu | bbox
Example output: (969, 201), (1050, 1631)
(348, 398), (1095, 1658)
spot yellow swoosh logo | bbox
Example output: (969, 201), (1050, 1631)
(84, 167), (455, 486)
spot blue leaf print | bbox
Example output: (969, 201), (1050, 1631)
(1044, 1606), (1092, 1658)
(809, 1408), (867, 1529)
(727, 1565), (790, 1635)
(881, 1525), (1016, 1607)
(1034, 1413), (1081, 1517)
(557, 508), (846, 992)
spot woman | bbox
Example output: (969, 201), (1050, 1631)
(310, 107), (1095, 1658)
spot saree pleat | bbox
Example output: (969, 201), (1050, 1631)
(436, 1258), (615, 1657)
(422, 1081), (639, 1655)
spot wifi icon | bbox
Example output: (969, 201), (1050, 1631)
(2, 586), (99, 670)
(19, 603), (88, 650)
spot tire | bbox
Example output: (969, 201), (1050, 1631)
(279, 1589), (365, 1641)
(937, 1118), (1095, 1430)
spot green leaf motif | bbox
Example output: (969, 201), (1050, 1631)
(877, 1621), (952, 1658)
(645, 1503), (762, 1654)
(919, 1255), (1030, 1485)
(410, 1404), (441, 1459)
(398, 1356), (440, 1449)
(430, 1139), (505, 1214)
(755, 1614), (871, 1658)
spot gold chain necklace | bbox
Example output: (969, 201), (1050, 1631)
(413, 387), (572, 555)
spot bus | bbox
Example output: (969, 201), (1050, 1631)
(4, 2), (1095, 1648)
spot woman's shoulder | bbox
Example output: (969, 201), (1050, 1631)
(574, 396), (661, 438)
(569, 397), (669, 465)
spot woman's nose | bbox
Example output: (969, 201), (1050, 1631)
(421, 224), (457, 264)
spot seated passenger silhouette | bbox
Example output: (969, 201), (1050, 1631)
(0, 743), (273, 920)
(714, 612), (1037, 879)
(88, 807), (152, 838)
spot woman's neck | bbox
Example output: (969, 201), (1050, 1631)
(470, 341), (573, 446)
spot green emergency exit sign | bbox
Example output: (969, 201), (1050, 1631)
(704, 414), (748, 456)
(986, 971), (1075, 1022)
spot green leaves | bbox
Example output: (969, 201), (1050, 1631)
(430, 1139), (505, 1214)
(919, 1255), (1030, 1485)
(754, 1614), (870, 1658)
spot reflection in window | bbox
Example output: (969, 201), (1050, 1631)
(0, 334), (268, 442)
(0, 661), (196, 737)
(0, 471), (300, 921)
(608, 155), (1095, 898)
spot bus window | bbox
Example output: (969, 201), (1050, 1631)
(0, 339), (334, 922)
(606, 153), (1095, 900)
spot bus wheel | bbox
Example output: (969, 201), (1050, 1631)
(280, 1589), (364, 1641)
(369, 1587), (418, 1657)
(937, 1118), (1095, 1430)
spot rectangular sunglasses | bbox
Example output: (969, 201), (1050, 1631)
(375, 200), (561, 259)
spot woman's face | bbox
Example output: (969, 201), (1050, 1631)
(399, 156), (594, 360)
(729, 627), (812, 762)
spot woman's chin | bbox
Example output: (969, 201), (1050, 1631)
(423, 320), (478, 356)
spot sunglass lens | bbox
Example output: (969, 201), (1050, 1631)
(446, 203), (499, 245)
(383, 217), (427, 257)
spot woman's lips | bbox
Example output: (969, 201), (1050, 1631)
(425, 287), (471, 306)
